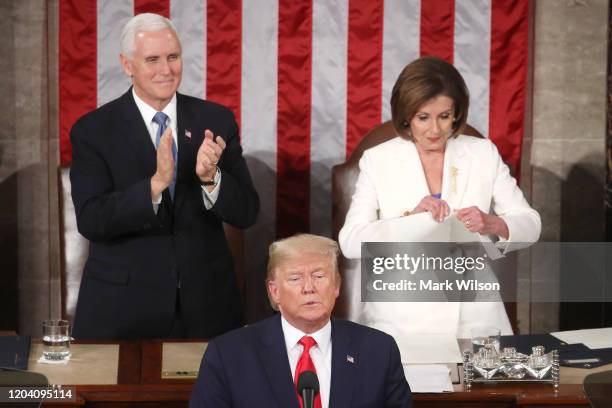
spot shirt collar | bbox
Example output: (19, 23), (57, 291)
(281, 316), (332, 356)
(131, 88), (177, 130)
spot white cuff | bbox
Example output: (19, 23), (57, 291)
(201, 170), (222, 209)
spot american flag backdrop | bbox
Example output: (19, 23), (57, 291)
(59, 0), (529, 316)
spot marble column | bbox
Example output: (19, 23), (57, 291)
(527, 0), (608, 333)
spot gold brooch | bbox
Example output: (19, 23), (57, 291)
(451, 166), (458, 194)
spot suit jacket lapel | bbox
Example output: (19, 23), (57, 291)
(442, 137), (472, 210)
(329, 319), (356, 407)
(118, 89), (157, 177)
(258, 315), (300, 408)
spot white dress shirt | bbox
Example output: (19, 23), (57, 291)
(131, 89), (221, 211)
(281, 317), (332, 408)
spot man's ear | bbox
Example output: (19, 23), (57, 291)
(267, 279), (280, 305)
(120, 54), (133, 77)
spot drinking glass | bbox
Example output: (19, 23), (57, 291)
(471, 326), (500, 354)
(42, 320), (71, 361)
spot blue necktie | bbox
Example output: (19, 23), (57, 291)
(152, 112), (177, 199)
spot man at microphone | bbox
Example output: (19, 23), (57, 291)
(190, 234), (412, 407)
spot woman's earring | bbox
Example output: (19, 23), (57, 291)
(402, 120), (412, 137)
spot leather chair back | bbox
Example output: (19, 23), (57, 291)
(58, 166), (87, 323)
(58, 165), (245, 324)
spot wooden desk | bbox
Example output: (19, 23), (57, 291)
(414, 384), (589, 407)
(36, 339), (598, 407)
(36, 340), (142, 407)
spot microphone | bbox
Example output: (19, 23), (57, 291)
(297, 370), (320, 408)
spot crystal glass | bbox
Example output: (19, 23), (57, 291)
(42, 320), (71, 361)
(471, 326), (501, 354)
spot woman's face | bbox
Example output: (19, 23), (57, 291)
(409, 95), (455, 153)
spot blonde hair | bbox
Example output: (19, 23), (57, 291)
(266, 234), (341, 310)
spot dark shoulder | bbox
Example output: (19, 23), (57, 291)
(177, 93), (236, 122)
(208, 316), (274, 350)
(71, 92), (130, 132)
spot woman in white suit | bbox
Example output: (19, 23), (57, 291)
(339, 57), (541, 341)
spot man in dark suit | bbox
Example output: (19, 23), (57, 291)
(69, 13), (259, 339)
(190, 234), (411, 408)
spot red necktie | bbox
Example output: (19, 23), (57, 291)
(294, 336), (322, 408)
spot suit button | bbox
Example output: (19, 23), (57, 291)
(143, 222), (151, 229)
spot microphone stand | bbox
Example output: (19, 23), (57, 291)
(301, 388), (315, 408)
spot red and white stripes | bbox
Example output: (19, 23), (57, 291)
(60, 0), (529, 245)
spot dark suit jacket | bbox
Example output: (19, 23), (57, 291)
(189, 314), (412, 407)
(69, 89), (259, 339)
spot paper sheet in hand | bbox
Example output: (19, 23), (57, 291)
(403, 364), (454, 393)
(371, 213), (503, 259)
(551, 327), (612, 349)
(374, 213), (478, 242)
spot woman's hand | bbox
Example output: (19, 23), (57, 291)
(408, 196), (450, 222)
(456, 206), (509, 239)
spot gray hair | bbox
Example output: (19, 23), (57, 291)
(120, 13), (181, 58)
(266, 234), (341, 311)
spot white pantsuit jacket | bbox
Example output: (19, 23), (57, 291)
(339, 135), (541, 343)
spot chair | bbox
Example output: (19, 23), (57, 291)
(0, 368), (48, 407)
(330, 121), (517, 330)
(58, 166), (87, 324)
(58, 165), (245, 325)
(584, 370), (612, 408)
(0, 367), (48, 386)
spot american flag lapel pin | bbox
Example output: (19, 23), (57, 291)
(185, 129), (192, 139)
(346, 355), (354, 364)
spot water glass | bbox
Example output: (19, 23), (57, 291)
(42, 320), (72, 361)
(471, 326), (500, 354)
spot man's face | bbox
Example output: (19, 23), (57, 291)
(267, 253), (340, 333)
(120, 28), (182, 111)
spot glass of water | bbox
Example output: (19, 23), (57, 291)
(42, 320), (72, 361)
(470, 326), (501, 354)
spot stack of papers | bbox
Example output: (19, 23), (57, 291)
(551, 328), (612, 349)
(396, 334), (463, 364)
(396, 334), (460, 393)
(403, 365), (454, 393)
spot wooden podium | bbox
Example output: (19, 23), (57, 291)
(24, 339), (602, 407)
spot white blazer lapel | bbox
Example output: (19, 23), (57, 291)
(387, 139), (430, 217)
(442, 137), (472, 210)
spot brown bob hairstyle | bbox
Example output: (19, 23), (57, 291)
(390, 56), (469, 140)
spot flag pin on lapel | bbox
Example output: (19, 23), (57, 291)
(346, 355), (354, 364)
(185, 129), (192, 139)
